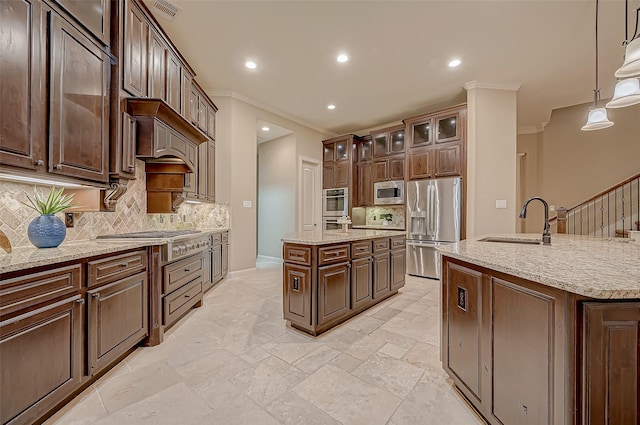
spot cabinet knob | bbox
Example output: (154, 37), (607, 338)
(76, 298), (85, 304)
(54, 164), (63, 170)
(184, 294), (191, 298)
(184, 268), (190, 272)
(92, 293), (99, 298)
(34, 160), (44, 166)
(120, 262), (128, 267)
(127, 165), (135, 171)
(191, 121), (198, 126)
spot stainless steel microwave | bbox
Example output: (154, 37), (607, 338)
(374, 180), (404, 205)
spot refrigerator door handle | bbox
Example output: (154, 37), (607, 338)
(406, 241), (437, 247)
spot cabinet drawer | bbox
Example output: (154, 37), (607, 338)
(163, 278), (202, 327)
(211, 233), (222, 244)
(390, 236), (406, 249)
(318, 244), (350, 265)
(284, 244), (312, 266)
(0, 264), (82, 318)
(373, 238), (390, 253)
(163, 254), (203, 295)
(88, 250), (147, 288)
(351, 241), (372, 259)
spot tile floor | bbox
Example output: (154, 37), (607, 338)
(46, 262), (484, 425)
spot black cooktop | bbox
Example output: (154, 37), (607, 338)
(97, 230), (201, 239)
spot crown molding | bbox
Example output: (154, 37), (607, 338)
(208, 90), (333, 135)
(463, 80), (522, 91)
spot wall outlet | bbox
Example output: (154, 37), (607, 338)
(243, 200), (252, 208)
(495, 200), (507, 209)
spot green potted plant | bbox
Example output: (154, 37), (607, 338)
(21, 186), (76, 248)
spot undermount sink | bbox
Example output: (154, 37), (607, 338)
(479, 237), (542, 245)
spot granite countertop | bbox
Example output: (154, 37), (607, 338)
(0, 227), (230, 274)
(436, 234), (640, 299)
(351, 225), (405, 231)
(0, 240), (164, 275)
(282, 229), (405, 245)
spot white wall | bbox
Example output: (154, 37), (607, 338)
(212, 93), (326, 272)
(258, 134), (296, 259)
(465, 82), (519, 238)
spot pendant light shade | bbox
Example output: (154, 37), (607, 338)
(582, 107), (614, 131)
(606, 78), (640, 107)
(615, 37), (640, 78)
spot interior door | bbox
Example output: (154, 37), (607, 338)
(300, 157), (320, 231)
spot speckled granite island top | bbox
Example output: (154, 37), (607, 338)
(437, 234), (640, 299)
(281, 229), (405, 245)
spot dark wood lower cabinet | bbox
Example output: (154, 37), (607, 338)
(583, 302), (640, 425)
(283, 237), (405, 336)
(87, 272), (148, 377)
(0, 295), (83, 425)
(442, 256), (640, 425)
(351, 257), (373, 309)
(373, 253), (390, 299)
(317, 263), (351, 326)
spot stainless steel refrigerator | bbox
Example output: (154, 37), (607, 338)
(406, 177), (462, 279)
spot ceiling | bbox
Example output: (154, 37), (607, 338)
(257, 120), (294, 144)
(147, 0), (637, 135)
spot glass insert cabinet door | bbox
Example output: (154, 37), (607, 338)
(435, 113), (461, 143)
(359, 139), (372, 161)
(323, 143), (334, 161)
(389, 129), (405, 154)
(335, 141), (348, 160)
(410, 119), (431, 147)
(373, 133), (388, 157)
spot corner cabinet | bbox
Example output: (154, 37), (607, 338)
(283, 235), (405, 336)
(405, 105), (466, 181)
(322, 135), (359, 189)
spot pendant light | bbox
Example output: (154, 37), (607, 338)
(614, 1), (640, 78)
(582, 0), (614, 131)
(607, 1), (640, 108)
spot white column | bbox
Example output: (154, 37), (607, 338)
(464, 81), (521, 238)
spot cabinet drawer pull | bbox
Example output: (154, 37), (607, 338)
(120, 263), (128, 268)
(76, 298), (85, 304)
(54, 164), (63, 170)
(184, 294), (191, 298)
(127, 165), (135, 171)
(35, 159), (44, 166)
(184, 268), (191, 272)
(92, 293), (99, 298)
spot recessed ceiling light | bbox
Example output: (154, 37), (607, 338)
(448, 59), (462, 68)
(337, 54), (349, 63)
(261, 126), (270, 131)
(327, 104), (336, 110)
(245, 61), (257, 69)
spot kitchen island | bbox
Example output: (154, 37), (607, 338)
(281, 229), (406, 336)
(437, 234), (640, 425)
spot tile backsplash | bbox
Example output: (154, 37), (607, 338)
(0, 160), (229, 248)
(365, 206), (405, 228)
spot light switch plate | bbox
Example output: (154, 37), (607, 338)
(243, 200), (252, 208)
(495, 200), (507, 209)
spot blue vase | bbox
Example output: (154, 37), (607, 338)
(27, 214), (67, 248)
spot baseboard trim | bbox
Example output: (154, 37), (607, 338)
(257, 255), (283, 264)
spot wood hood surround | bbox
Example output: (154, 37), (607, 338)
(126, 99), (208, 213)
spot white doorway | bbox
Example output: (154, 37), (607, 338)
(298, 156), (320, 232)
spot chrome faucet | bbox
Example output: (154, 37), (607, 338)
(519, 197), (551, 245)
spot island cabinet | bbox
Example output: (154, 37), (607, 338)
(441, 255), (640, 425)
(283, 233), (405, 336)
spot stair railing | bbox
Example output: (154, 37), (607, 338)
(552, 173), (640, 237)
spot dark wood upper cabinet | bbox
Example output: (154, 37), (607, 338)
(371, 125), (405, 158)
(435, 142), (462, 177)
(358, 136), (373, 162)
(406, 116), (433, 148)
(49, 10), (110, 183)
(322, 135), (358, 189)
(53, 0), (111, 45)
(435, 110), (463, 144)
(197, 140), (215, 201)
(0, 0), (47, 172)
(120, 112), (137, 177)
(122, 0), (148, 97)
(181, 69), (193, 122)
(166, 52), (182, 113)
(148, 28), (166, 100)
(355, 162), (373, 207)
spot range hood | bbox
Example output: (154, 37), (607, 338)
(126, 98), (206, 213)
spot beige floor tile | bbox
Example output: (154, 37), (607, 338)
(265, 391), (342, 425)
(262, 331), (321, 363)
(378, 342), (410, 359)
(344, 314), (386, 334)
(92, 382), (212, 425)
(292, 345), (341, 374)
(175, 348), (251, 392)
(97, 361), (182, 413)
(191, 378), (244, 409)
(342, 333), (387, 360)
(293, 364), (401, 425)
(370, 306), (403, 321)
(189, 393), (281, 425)
(402, 342), (442, 371)
(351, 352), (425, 398)
(47, 387), (107, 425)
(329, 352), (363, 372)
(230, 355), (308, 406)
